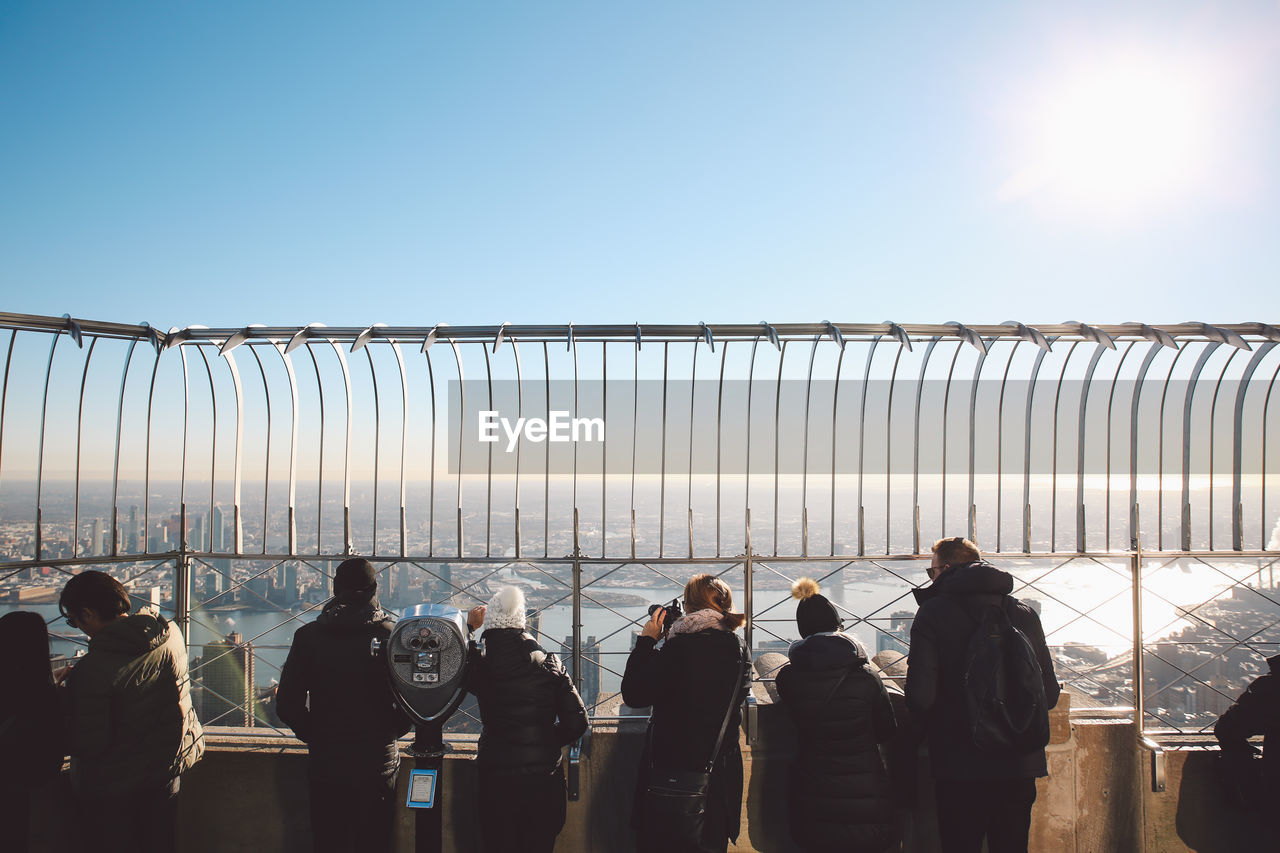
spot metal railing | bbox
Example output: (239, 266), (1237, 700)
(1, 312), (1278, 739)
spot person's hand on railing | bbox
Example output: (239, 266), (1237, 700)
(467, 606), (486, 632)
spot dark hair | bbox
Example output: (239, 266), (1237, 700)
(683, 574), (747, 631)
(0, 611), (53, 712)
(59, 570), (131, 624)
(931, 536), (981, 567)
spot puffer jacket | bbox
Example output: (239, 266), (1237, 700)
(905, 560), (1060, 780)
(776, 633), (897, 852)
(464, 628), (588, 776)
(622, 623), (751, 846)
(278, 590), (413, 779)
(64, 609), (204, 798)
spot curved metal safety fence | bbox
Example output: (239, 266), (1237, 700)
(1, 313), (1277, 738)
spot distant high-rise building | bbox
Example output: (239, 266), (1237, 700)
(560, 634), (601, 712)
(90, 519), (103, 557)
(128, 505), (140, 552)
(197, 632), (258, 727)
(212, 506), (225, 552)
(192, 515), (205, 553)
(278, 562), (299, 606)
(877, 610), (914, 655)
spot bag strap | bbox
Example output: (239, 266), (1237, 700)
(702, 639), (749, 772)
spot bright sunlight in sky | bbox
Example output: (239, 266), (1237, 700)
(999, 44), (1246, 220)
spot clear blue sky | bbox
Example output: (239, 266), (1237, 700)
(1, 1), (1277, 329)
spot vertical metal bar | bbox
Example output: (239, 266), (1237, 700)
(601, 342), (607, 558)
(424, 348), (437, 557)
(857, 338), (882, 556)
(1101, 343), (1137, 552)
(1129, 343), (1167, 550)
(744, 552), (753, 658)
(247, 347), (273, 554)
(274, 343), (300, 555)
(913, 338), (941, 554)
(220, 349), (245, 556)
(773, 342), (788, 556)
(885, 344), (906, 554)
(631, 339), (639, 560)
(1049, 342), (1082, 552)
(1155, 344), (1191, 550)
(801, 335), (821, 558)
(1260, 359), (1280, 550)
(143, 349), (163, 554)
(303, 343), (326, 554)
(1074, 344), (1108, 553)
(543, 343), (551, 558)
(966, 341), (992, 543)
(512, 341), (525, 559)
(1207, 349), (1243, 550)
(194, 346), (219, 552)
(572, 508), (582, 691)
(389, 340), (409, 557)
(1022, 342), (1056, 552)
(327, 340), (354, 555)
(110, 339), (141, 555)
(995, 341), (1024, 553)
(364, 347), (382, 555)
(660, 343), (669, 557)
(830, 342), (847, 555)
(73, 337), (101, 557)
(745, 335), (761, 558)
(572, 334), (580, 534)
(1232, 344), (1276, 550)
(448, 341), (466, 558)
(716, 342), (730, 558)
(34, 331), (62, 558)
(1181, 343), (1222, 550)
(175, 552), (192, 645)
(1132, 538), (1145, 739)
(177, 346), (191, 549)
(483, 346), (494, 557)
(0, 331), (16, 498)
(689, 342), (699, 558)
(940, 342), (964, 539)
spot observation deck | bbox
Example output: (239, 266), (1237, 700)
(3, 312), (1277, 850)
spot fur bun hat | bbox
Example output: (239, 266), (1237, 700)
(792, 577), (841, 638)
(483, 585), (527, 631)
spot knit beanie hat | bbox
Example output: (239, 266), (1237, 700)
(334, 558), (377, 594)
(793, 577), (841, 638)
(483, 585), (527, 631)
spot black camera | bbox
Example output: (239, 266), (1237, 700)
(647, 598), (683, 633)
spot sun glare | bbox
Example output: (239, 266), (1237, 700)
(1000, 50), (1226, 215)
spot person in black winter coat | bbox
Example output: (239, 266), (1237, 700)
(463, 585), (588, 853)
(622, 573), (751, 853)
(775, 578), (897, 852)
(0, 611), (65, 853)
(905, 538), (1060, 853)
(278, 558), (413, 853)
(1215, 653), (1280, 803)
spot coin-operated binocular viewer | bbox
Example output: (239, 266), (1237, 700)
(373, 603), (470, 853)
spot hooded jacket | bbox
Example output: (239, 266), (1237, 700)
(463, 627), (588, 776)
(277, 590), (412, 778)
(64, 609), (204, 798)
(1215, 653), (1280, 790)
(622, 619), (751, 846)
(775, 633), (897, 852)
(904, 560), (1060, 780)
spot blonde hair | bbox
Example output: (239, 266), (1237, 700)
(683, 574), (747, 631)
(931, 536), (981, 566)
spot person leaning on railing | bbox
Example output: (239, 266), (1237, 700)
(0, 611), (66, 853)
(622, 574), (751, 853)
(57, 570), (205, 853)
(461, 585), (588, 853)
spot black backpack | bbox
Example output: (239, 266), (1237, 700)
(959, 597), (1051, 753)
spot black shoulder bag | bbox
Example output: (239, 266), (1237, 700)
(641, 643), (747, 852)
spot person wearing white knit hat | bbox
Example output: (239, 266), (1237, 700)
(463, 585), (587, 853)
